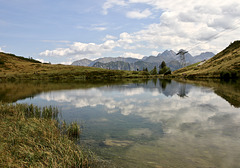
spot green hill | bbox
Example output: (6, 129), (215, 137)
(0, 52), (159, 80)
(0, 52), (131, 80)
(173, 41), (240, 78)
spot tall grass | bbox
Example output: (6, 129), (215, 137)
(0, 102), (101, 167)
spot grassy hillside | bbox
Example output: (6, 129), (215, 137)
(173, 41), (240, 78)
(0, 52), (128, 80)
(0, 52), (161, 80)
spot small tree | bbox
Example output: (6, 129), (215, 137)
(160, 61), (166, 69)
(159, 61), (171, 75)
(150, 66), (157, 75)
(143, 67), (148, 72)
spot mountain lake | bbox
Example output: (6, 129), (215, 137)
(1, 78), (240, 168)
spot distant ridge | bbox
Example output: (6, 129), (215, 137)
(71, 57), (139, 67)
(71, 58), (92, 66)
(71, 50), (214, 71)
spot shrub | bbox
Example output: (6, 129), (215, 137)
(159, 66), (171, 75)
(140, 71), (150, 75)
(220, 70), (238, 79)
(132, 71), (139, 75)
(164, 69), (172, 75)
(0, 59), (4, 65)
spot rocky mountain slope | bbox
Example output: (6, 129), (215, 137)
(72, 57), (139, 67)
(72, 50), (214, 71)
(92, 60), (159, 71)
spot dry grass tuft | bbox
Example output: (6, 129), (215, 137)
(0, 103), (99, 168)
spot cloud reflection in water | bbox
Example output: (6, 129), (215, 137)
(20, 80), (240, 167)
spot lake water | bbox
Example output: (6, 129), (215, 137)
(2, 79), (240, 167)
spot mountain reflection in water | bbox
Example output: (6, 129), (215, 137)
(1, 79), (240, 168)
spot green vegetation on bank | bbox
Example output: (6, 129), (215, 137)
(143, 61), (172, 75)
(0, 52), (165, 81)
(159, 61), (171, 75)
(0, 103), (100, 167)
(1, 41), (240, 80)
(173, 41), (240, 78)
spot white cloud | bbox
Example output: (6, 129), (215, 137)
(0, 47), (4, 52)
(121, 52), (144, 59)
(39, 0), (240, 62)
(103, 35), (118, 41)
(126, 8), (152, 19)
(102, 0), (127, 15)
(76, 24), (107, 31)
(36, 59), (44, 63)
(39, 40), (116, 60)
(101, 0), (240, 55)
(60, 61), (73, 65)
(91, 27), (107, 31)
(222, 3), (240, 17)
(151, 51), (159, 56)
(116, 32), (136, 49)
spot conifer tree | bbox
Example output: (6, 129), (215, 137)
(150, 66), (157, 75)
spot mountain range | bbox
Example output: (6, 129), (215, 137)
(72, 50), (215, 71)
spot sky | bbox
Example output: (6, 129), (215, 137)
(1, 0), (240, 64)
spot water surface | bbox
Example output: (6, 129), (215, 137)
(2, 79), (240, 168)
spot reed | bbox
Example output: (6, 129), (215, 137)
(0, 102), (99, 167)
(67, 122), (81, 140)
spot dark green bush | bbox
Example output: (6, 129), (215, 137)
(164, 69), (172, 75)
(0, 59), (4, 65)
(132, 71), (139, 74)
(140, 71), (150, 75)
(220, 70), (238, 79)
(159, 66), (171, 75)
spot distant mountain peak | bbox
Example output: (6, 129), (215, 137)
(193, 52), (215, 63)
(72, 58), (93, 66)
(157, 50), (175, 57)
(71, 49), (215, 71)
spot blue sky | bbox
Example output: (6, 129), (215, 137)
(1, 0), (240, 64)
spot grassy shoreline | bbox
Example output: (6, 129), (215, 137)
(0, 103), (103, 168)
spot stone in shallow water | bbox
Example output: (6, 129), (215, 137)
(103, 139), (133, 147)
(128, 128), (152, 137)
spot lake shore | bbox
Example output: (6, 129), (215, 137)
(0, 103), (106, 168)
